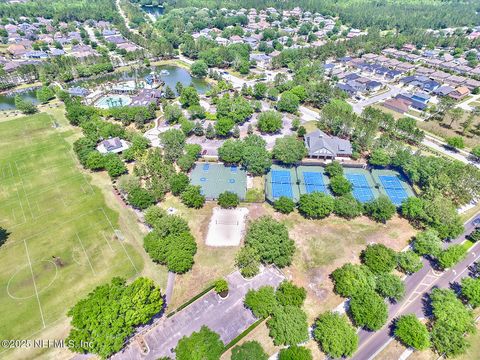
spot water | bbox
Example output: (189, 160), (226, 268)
(71, 65), (210, 95)
(141, 5), (164, 19)
(0, 90), (39, 111)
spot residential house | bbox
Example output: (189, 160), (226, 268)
(96, 137), (130, 154)
(448, 86), (470, 100)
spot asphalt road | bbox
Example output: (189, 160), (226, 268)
(351, 214), (480, 360)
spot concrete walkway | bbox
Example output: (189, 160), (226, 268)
(112, 267), (285, 360)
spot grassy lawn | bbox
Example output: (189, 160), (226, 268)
(416, 112), (480, 149)
(0, 112), (156, 359)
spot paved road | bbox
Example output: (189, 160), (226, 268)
(421, 134), (479, 168)
(350, 85), (403, 115)
(165, 272), (175, 305)
(112, 267), (284, 360)
(351, 214), (480, 360)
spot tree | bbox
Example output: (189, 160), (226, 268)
(333, 195), (363, 219)
(66, 277), (163, 358)
(298, 192), (334, 219)
(244, 286), (279, 318)
(127, 186), (155, 209)
(144, 206), (167, 229)
(375, 273), (405, 301)
(331, 264), (376, 297)
(179, 86), (200, 108)
(169, 173), (190, 196)
(257, 110), (283, 133)
(313, 312), (359, 358)
(36, 86), (55, 103)
(277, 91), (300, 113)
(235, 246), (260, 278)
(446, 136), (465, 149)
(273, 196), (296, 214)
(278, 346), (312, 360)
(394, 314), (430, 350)
(272, 136), (307, 164)
(437, 245), (467, 270)
(214, 279), (228, 294)
(361, 244), (397, 274)
(364, 196), (396, 223)
(215, 117), (235, 137)
(276, 281), (307, 307)
(448, 107), (464, 127)
(368, 149), (391, 166)
(164, 85), (175, 99)
(217, 191), (239, 208)
(159, 129), (186, 162)
(175, 326), (224, 360)
(85, 151), (105, 170)
(164, 104), (183, 124)
(0, 227), (9, 247)
(324, 161), (343, 177)
(15, 95), (37, 114)
(180, 185), (205, 209)
(329, 175), (352, 196)
(231, 341), (268, 360)
(413, 229), (442, 257)
(397, 250), (423, 274)
(349, 290), (388, 331)
(267, 305), (309, 345)
(461, 277), (480, 308)
(104, 153), (127, 178)
(191, 60), (208, 78)
(242, 135), (272, 175)
(244, 216), (295, 267)
(218, 139), (244, 164)
(253, 82), (268, 99)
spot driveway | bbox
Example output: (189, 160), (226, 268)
(112, 267), (285, 360)
(350, 85), (403, 114)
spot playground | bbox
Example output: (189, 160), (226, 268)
(0, 113), (142, 352)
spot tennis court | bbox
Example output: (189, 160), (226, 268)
(265, 165), (299, 202)
(190, 163), (247, 200)
(345, 173), (375, 203)
(297, 166), (330, 195)
(378, 175), (409, 205)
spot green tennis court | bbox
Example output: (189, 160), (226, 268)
(190, 162), (247, 200)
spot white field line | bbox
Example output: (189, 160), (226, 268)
(76, 233), (96, 275)
(23, 240), (46, 328)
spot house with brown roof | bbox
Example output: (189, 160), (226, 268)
(383, 98), (410, 114)
(448, 86), (470, 101)
(7, 44), (27, 57)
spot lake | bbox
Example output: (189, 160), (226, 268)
(141, 5), (164, 19)
(0, 90), (39, 111)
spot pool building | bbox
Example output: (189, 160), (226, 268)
(190, 162), (247, 200)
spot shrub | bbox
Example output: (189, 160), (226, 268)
(273, 196), (296, 214)
(218, 191), (240, 208)
(144, 206), (167, 229)
(329, 175), (352, 196)
(324, 161), (343, 177)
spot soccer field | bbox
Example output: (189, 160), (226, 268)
(0, 113), (143, 349)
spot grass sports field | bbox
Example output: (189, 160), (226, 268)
(0, 112), (143, 353)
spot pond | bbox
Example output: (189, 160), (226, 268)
(71, 65), (210, 95)
(0, 90), (39, 111)
(141, 5), (164, 19)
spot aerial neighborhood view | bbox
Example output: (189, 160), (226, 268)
(2, 0), (480, 359)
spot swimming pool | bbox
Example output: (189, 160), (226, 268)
(95, 94), (132, 109)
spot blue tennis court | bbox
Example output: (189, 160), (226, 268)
(379, 175), (408, 205)
(271, 170), (292, 184)
(303, 171), (328, 194)
(345, 173), (375, 202)
(271, 170), (294, 199)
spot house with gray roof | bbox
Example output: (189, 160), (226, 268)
(304, 130), (352, 159)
